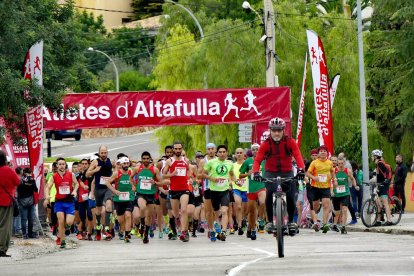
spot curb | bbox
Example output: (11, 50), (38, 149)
(347, 226), (414, 236)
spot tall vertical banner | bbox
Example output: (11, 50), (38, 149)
(306, 30), (334, 155)
(329, 73), (340, 108)
(296, 52), (308, 148)
(24, 41), (44, 195)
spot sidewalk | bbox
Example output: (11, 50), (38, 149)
(42, 140), (72, 149)
(347, 212), (414, 236)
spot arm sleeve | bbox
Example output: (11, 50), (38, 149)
(253, 143), (268, 173)
(288, 138), (305, 170)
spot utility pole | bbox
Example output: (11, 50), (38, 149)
(357, 0), (370, 199)
(264, 0), (277, 87)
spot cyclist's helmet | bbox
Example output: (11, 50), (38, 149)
(371, 149), (383, 157)
(268, 117), (286, 130)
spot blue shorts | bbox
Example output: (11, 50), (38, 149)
(54, 201), (75, 216)
(232, 189), (248, 203)
(88, 199), (97, 209)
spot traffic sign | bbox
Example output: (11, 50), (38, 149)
(239, 136), (251, 143)
(238, 130), (252, 137)
(238, 123), (252, 131)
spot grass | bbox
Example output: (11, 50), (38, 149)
(44, 157), (81, 163)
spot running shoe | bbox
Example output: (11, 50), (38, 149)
(56, 237), (61, 246)
(179, 231), (190, 242)
(210, 231), (217, 242)
(229, 228), (235, 235)
(103, 231), (112, 241)
(76, 233), (83, 240)
(250, 230), (257, 241)
(87, 234), (93, 241)
(258, 219), (265, 231)
(311, 223), (320, 232)
(341, 226), (347, 234)
(348, 219), (358, 225)
(110, 228), (115, 239)
(238, 228), (244, 236)
(130, 227), (137, 236)
(118, 232), (124, 240)
(149, 228), (154, 238)
(218, 232), (226, 242)
(95, 225), (102, 241)
(159, 231), (163, 239)
(288, 222), (299, 236)
(214, 221), (221, 233)
(60, 240), (66, 249)
(139, 225), (145, 237)
(332, 225), (340, 232)
(168, 231), (177, 240)
(322, 224), (330, 234)
(246, 229), (251, 239)
(163, 226), (170, 235)
(125, 235), (131, 243)
(384, 221), (394, 226)
(143, 235), (149, 244)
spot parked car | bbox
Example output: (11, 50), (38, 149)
(46, 129), (82, 141)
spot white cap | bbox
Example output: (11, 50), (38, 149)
(90, 155), (98, 161)
(117, 157), (130, 164)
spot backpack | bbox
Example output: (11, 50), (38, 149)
(378, 161), (392, 180)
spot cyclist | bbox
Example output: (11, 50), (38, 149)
(371, 149), (393, 226)
(253, 117), (305, 235)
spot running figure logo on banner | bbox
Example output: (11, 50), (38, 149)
(222, 90), (262, 122)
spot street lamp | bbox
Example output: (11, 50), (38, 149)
(88, 47), (120, 137)
(165, 0), (210, 144)
(88, 47), (119, 93)
(242, 1), (262, 19)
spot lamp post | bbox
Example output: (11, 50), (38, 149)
(165, 0), (210, 144)
(88, 47), (120, 136)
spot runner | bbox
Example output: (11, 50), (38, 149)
(305, 145), (337, 233)
(232, 148), (248, 235)
(105, 157), (134, 243)
(239, 143), (266, 240)
(162, 141), (191, 242)
(197, 143), (217, 241)
(130, 152), (164, 244)
(86, 146), (114, 241)
(203, 145), (236, 241)
(191, 152), (204, 237)
(78, 158), (96, 241)
(253, 117), (305, 235)
(44, 158), (79, 248)
(332, 158), (358, 234)
(76, 159), (92, 240)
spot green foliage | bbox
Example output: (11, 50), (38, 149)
(366, 0), (414, 159)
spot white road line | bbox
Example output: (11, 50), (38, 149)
(227, 247), (276, 276)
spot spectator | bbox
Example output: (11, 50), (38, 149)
(393, 154), (407, 213)
(350, 162), (363, 216)
(17, 168), (38, 239)
(0, 150), (21, 257)
(13, 167), (23, 238)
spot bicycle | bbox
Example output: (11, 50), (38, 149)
(360, 181), (403, 228)
(263, 176), (297, 258)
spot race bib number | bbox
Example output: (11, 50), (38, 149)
(236, 178), (246, 187)
(215, 178), (226, 186)
(100, 176), (110, 185)
(59, 186), (70, 195)
(176, 168), (187, 177)
(140, 179), (152, 190)
(119, 192), (130, 201)
(81, 193), (88, 201)
(318, 174), (328, 183)
(336, 186), (346, 193)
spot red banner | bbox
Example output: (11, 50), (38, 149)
(24, 41), (44, 197)
(296, 52), (308, 148)
(44, 87), (292, 134)
(307, 30), (334, 155)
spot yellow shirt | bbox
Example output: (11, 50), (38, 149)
(307, 159), (333, 189)
(233, 162), (248, 192)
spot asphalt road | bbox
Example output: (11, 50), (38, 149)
(2, 229), (414, 275)
(49, 131), (160, 161)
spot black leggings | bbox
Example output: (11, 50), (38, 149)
(264, 171), (296, 223)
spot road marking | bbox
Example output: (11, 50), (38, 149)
(227, 247), (276, 276)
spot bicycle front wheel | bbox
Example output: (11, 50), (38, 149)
(389, 196), (403, 225)
(276, 197), (284, 258)
(361, 199), (377, 228)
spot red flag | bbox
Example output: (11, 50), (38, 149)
(306, 30), (334, 155)
(296, 52), (308, 148)
(24, 41), (44, 198)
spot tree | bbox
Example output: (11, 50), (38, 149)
(0, 0), (100, 140)
(366, 0), (414, 160)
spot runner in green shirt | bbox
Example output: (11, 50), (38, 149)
(239, 143), (266, 240)
(105, 157), (135, 243)
(203, 145), (236, 242)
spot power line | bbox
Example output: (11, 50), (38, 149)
(72, 5), (136, 14)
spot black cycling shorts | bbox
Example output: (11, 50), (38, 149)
(310, 187), (331, 201)
(136, 193), (156, 205)
(169, 190), (190, 200)
(333, 195), (350, 211)
(114, 201), (133, 216)
(210, 190), (230, 211)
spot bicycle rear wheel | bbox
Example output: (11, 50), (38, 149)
(275, 197), (284, 258)
(389, 196), (403, 225)
(361, 199), (377, 228)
